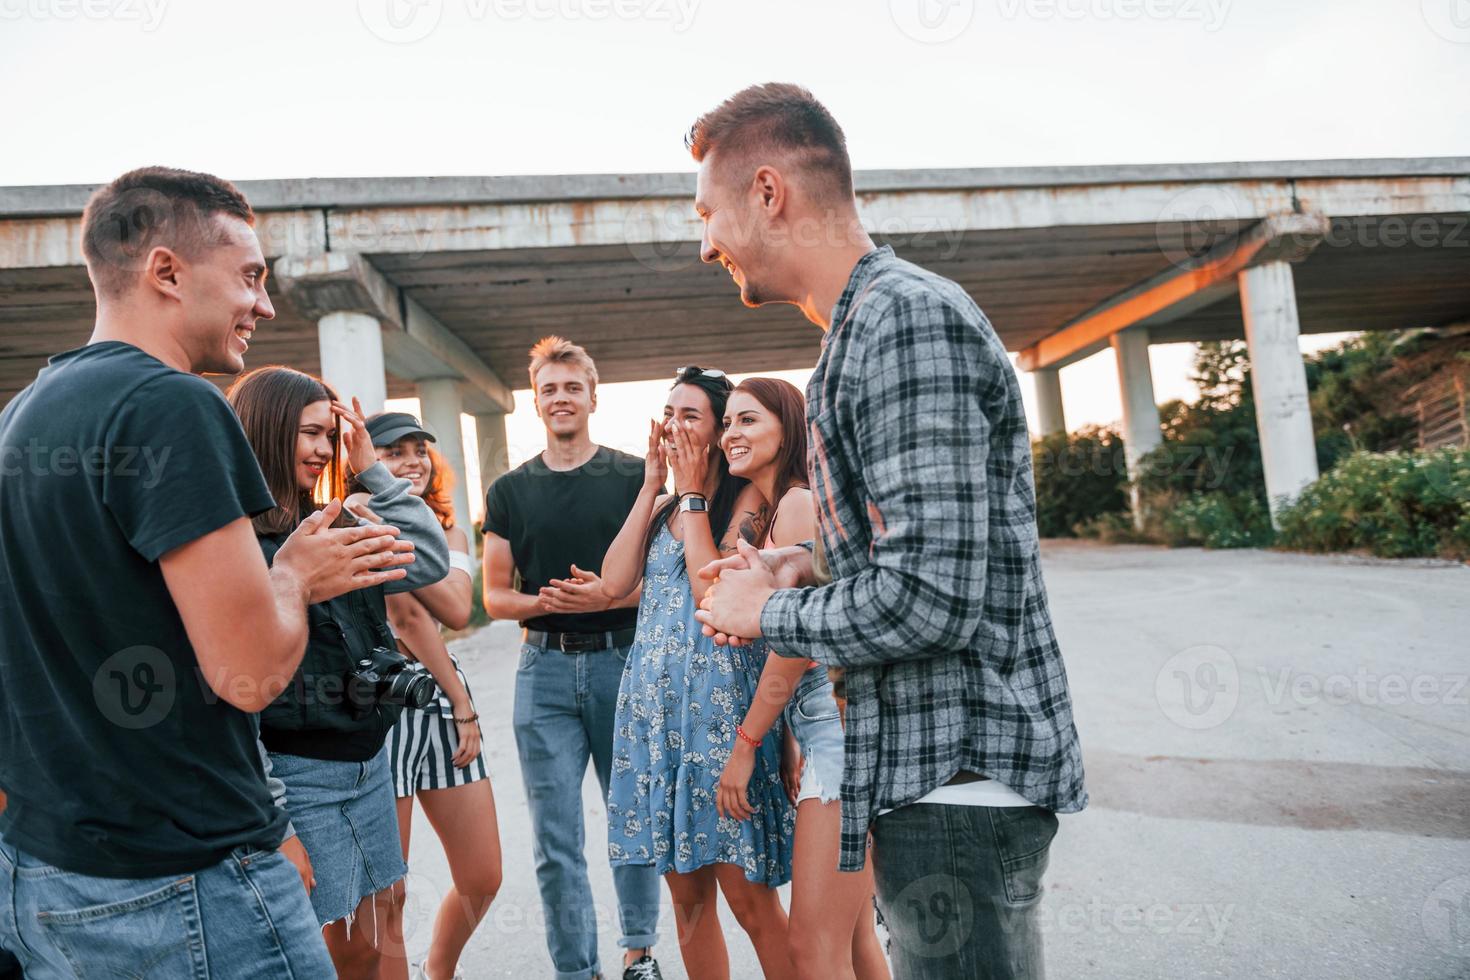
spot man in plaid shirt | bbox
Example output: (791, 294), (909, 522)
(689, 84), (1087, 979)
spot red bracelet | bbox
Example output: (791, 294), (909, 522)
(736, 725), (761, 748)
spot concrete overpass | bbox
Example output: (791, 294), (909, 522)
(2, 158), (1467, 523)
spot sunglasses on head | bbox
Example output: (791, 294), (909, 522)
(675, 366), (728, 381)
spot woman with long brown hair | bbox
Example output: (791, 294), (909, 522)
(602, 367), (798, 980)
(713, 378), (888, 980)
(346, 413), (501, 980)
(227, 367), (450, 978)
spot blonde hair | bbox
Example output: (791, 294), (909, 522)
(528, 336), (599, 392)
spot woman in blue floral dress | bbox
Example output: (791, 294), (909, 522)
(601, 367), (797, 980)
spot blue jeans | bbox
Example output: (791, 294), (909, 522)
(514, 642), (661, 980)
(871, 803), (1058, 979)
(0, 832), (333, 979)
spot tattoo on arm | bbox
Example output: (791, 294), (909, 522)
(735, 504), (770, 551)
(721, 505), (768, 555)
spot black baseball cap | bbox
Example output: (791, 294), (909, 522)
(366, 412), (437, 448)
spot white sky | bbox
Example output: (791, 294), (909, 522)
(5, 0), (1466, 516)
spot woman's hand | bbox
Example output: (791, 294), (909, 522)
(343, 492), (382, 524)
(716, 738), (757, 821)
(781, 728), (804, 805)
(450, 701), (482, 769)
(279, 834), (315, 894)
(332, 397), (377, 478)
(666, 418), (709, 497)
(643, 419), (669, 494)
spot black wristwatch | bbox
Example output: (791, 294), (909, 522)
(678, 493), (708, 514)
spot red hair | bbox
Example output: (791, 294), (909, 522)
(422, 444), (457, 530)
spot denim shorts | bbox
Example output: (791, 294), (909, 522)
(267, 744), (406, 926)
(784, 669), (845, 805)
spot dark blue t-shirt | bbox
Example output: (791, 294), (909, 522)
(0, 341), (287, 877)
(482, 446), (644, 633)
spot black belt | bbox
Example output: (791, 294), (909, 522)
(524, 628), (636, 653)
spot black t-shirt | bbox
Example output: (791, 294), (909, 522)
(0, 341), (287, 878)
(482, 446), (644, 633)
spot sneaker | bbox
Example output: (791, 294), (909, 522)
(622, 955), (664, 980)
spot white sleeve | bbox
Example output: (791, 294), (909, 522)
(448, 549), (475, 575)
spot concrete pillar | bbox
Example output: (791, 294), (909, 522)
(417, 379), (471, 530)
(1239, 261), (1319, 523)
(1111, 328), (1163, 527)
(1032, 368), (1067, 436)
(318, 312), (387, 415)
(474, 411), (511, 525)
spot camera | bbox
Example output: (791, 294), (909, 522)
(346, 645), (438, 717)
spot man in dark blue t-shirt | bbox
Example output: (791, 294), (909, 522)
(0, 167), (410, 977)
(481, 336), (663, 980)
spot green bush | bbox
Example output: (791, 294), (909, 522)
(465, 560), (490, 631)
(1275, 449), (1470, 560)
(1137, 342), (1269, 501)
(1031, 425), (1128, 538)
(1155, 491), (1275, 550)
(1073, 510), (1150, 544)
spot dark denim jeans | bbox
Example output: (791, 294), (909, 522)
(513, 642), (662, 980)
(0, 832), (333, 979)
(871, 803), (1058, 979)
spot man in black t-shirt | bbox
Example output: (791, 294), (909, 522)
(0, 168), (409, 978)
(482, 337), (663, 980)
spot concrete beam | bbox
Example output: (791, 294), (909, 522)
(1240, 261), (1320, 522)
(273, 251), (513, 415)
(3, 159), (1465, 216)
(319, 311), (387, 415)
(1017, 212), (1331, 373)
(417, 379), (472, 528)
(400, 295), (515, 416)
(474, 412), (511, 520)
(1032, 368), (1066, 436)
(0, 210), (326, 269)
(243, 172), (1466, 260)
(1112, 328), (1163, 528)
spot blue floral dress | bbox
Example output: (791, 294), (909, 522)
(607, 522), (795, 886)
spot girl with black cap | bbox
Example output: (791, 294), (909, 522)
(351, 411), (501, 980)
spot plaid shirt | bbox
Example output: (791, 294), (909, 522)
(761, 246), (1088, 871)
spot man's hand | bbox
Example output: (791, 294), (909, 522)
(279, 834), (315, 894)
(695, 541), (808, 645)
(273, 499), (414, 604)
(539, 564), (613, 615)
(693, 539), (777, 644)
